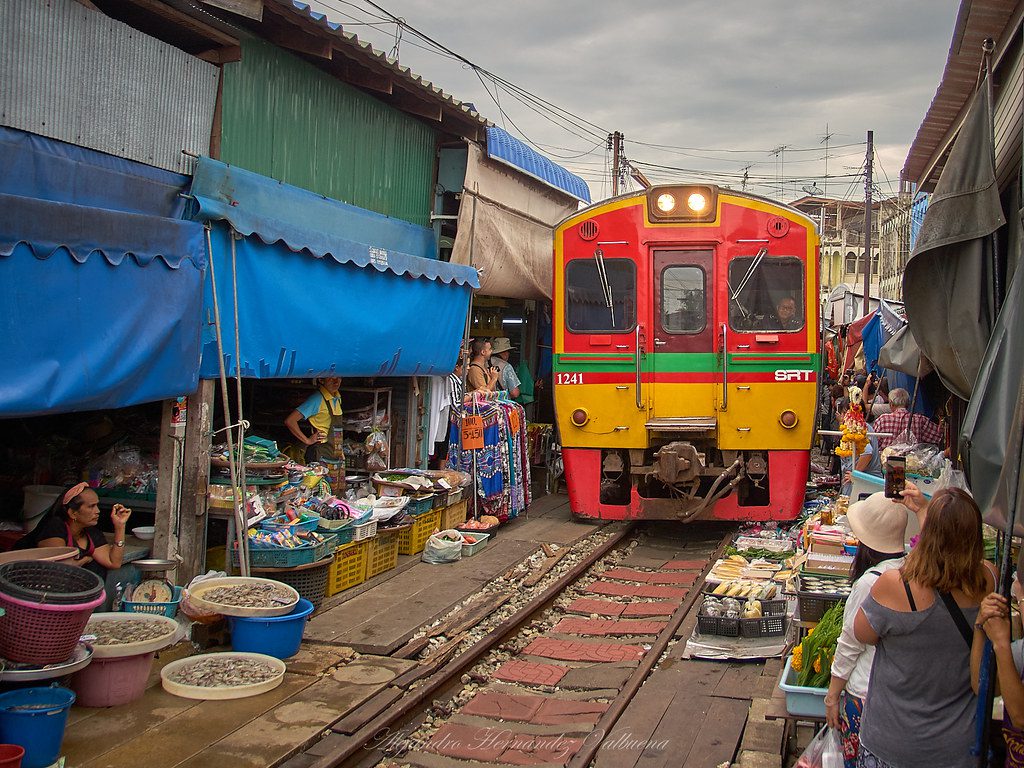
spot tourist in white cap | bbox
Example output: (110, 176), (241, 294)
(489, 337), (521, 399)
(824, 492), (911, 767)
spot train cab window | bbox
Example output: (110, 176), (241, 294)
(727, 255), (804, 332)
(565, 258), (636, 333)
(661, 266), (706, 333)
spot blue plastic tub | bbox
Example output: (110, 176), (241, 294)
(0, 686), (76, 768)
(778, 656), (827, 718)
(228, 598), (315, 659)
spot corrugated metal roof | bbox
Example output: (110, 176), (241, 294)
(276, 1), (487, 132)
(485, 126), (591, 203)
(902, 0), (1022, 189)
(0, 0), (219, 173)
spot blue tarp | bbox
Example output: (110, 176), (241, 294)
(863, 309), (933, 418)
(486, 126), (591, 203)
(189, 158), (478, 378)
(0, 129), (207, 417)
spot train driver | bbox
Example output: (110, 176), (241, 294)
(767, 295), (801, 331)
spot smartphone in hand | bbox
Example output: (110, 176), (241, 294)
(884, 456), (906, 499)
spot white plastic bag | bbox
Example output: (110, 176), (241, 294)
(795, 727), (842, 768)
(421, 530), (464, 564)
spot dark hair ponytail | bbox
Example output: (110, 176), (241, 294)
(851, 543), (904, 582)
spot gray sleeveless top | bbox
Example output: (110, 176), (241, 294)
(858, 590), (979, 767)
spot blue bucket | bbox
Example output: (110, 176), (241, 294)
(228, 598), (314, 659)
(0, 686), (76, 768)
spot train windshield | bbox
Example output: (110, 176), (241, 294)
(727, 255), (804, 332)
(661, 266), (706, 333)
(565, 258), (636, 332)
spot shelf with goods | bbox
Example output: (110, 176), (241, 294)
(338, 387), (391, 474)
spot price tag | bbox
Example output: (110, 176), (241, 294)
(508, 409), (521, 435)
(462, 415), (484, 449)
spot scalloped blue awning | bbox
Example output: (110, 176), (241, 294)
(188, 157), (476, 379)
(189, 157), (479, 287)
(0, 128), (207, 416)
(485, 126), (591, 203)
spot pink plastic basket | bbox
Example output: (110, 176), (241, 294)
(0, 590), (105, 664)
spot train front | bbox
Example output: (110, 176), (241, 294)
(552, 185), (820, 522)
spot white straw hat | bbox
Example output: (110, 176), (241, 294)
(846, 492), (909, 553)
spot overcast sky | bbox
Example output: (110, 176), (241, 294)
(309, 0), (961, 203)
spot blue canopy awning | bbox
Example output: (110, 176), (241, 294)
(485, 126), (591, 203)
(0, 128), (207, 417)
(189, 157), (478, 379)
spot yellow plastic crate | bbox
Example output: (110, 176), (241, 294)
(365, 529), (400, 579)
(441, 500), (468, 530)
(398, 508), (441, 555)
(327, 540), (367, 596)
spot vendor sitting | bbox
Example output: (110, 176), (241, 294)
(15, 482), (130, 579)
(285, 376), (344, 463)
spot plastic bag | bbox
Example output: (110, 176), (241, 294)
(795, 727), (843, 768)
(421, 530), (464, 564)
(180, 570), (227, 624)
(936, 459), (970, 494)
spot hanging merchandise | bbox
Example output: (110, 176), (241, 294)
(446, 391), (531, 523)
(365, 429), (389, 473)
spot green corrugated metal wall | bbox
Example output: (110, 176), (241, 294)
(221, 37), (438, 228)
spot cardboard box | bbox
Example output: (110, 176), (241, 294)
(809, 533), (847, 556)
(804, 552), (854, 577)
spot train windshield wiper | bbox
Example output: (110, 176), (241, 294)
(729, 246), (768, 302)
(593, 247), (615, 325)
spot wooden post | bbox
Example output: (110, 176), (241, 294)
(153, 398), (186, 561)
(177, 379), (215, 584)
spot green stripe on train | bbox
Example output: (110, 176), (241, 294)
(553, 352), (820, 373)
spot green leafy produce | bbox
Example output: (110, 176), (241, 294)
(796, 600), (846, 688)
(724, 545), (789, 562)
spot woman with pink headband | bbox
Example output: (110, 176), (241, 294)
(15, 482), (132, 579)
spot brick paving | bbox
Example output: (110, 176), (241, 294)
(565, 597), (626, 617)
(552, 617), (668, 636)
(586, 580), (690, 600)
(523, 638), (646, 663)
(599, 567), (653, 582)
(533, 698), (608, 725)
(426, 722), (512, 761)
(645, 571), (698, 586)
(662, 559), (708, 571)
(502, 735), (584, 765)
(622, 601), (680, 617)
(461, 691), (545, 722)
(494, 659), (569, 687)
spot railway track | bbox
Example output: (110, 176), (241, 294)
(299, 522), (737, 768)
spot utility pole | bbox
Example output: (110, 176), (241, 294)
(740, 164), (752, 192)
(863, 130), (874, 316)
(610, 132), (623, 196)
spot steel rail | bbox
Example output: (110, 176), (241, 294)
(309, 523), (637, 768)
(566, 525), (737, 768)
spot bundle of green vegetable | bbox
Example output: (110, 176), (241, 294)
(723, 545), (789, 562)
(791, 600), (845, 688)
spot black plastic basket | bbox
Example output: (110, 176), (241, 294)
(0, 561), (104, 605)
(698, 597), (788, 638)
(796, 575), (848, 622)
(252, 555), (333, 611)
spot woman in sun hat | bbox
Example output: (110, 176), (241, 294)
(824, 492), (913, 768)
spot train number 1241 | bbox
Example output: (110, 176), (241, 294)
(556, 372), (585, 385)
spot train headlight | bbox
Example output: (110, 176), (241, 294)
(571, 409), (590, 427)
(647, 185), (717, 223)
(779, 410), (799, 429)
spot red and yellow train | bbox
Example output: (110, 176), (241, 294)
(552, 185), (820, 522)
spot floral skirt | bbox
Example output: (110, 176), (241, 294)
(856, 745), (897, 768)
(839, 693), (864, 768)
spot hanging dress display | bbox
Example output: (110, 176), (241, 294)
(446, 391), (531, 522)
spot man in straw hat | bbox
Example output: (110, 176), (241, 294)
(489, 337), (521, 399)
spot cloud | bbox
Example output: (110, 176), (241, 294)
(309, 0), (960, 200)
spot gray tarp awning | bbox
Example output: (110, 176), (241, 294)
(451, 142), (579, 300)
(878, 324), (933, 378)
(902, 75), (1005, 400)
(961, 201), (1024, 531)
